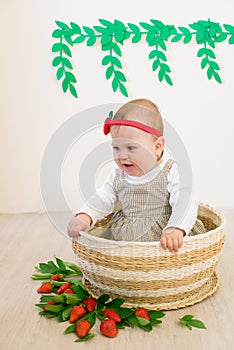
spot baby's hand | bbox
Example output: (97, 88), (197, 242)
(67, 213), (92, 239)
(160, 227), (185, 253)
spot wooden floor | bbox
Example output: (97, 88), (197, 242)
(0, 209), (233, 350)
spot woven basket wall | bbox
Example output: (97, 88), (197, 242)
(72, 203), (225, 310)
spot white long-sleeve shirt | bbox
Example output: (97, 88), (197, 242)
(78, 156), (198, 235)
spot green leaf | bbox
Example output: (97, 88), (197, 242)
(136, 317), (150, 326)
(106, 65), (114, 79)
(158, 38), (167, 51)
(86, 36), (96, 46)
(207, 37), (215, 48)
(55, 257), (65, 270)
(112, 77), (119, 92)
(65, 294), (83, 305)
(111, 307), (134, 319)
(157, 51), (167, 61)
(62, 44), (72, 57)
(223, 24), (234, 33)
(111, 56), (122, 68)
(52, 294), (66, 303)
(75, 333), (95, 342)
(69, 84), (78, 98)
(39, 311), (57, 319)
(189, 22), (203, 31)
(179, 315), (207, 331)
(52, 56), (62, 67)
(99, 18), (114, 28)
(119, 82), (128, 97)
(139, 22), (154, 31)
(31, 273), (52, 280)
(148, 310), (165, 319)
(83, 26), (95, 36)
(101, 34), (112, 46)
(64, 36), (73, 46)
(152, 60), (159, 71)
(209, 61), (220, 70)
(149, 50), (158, 59)
(73, 35), (86, 44)
(71, 284), (89, 299)
(61, 306), (73, 321)
(201, 57), (208, 69)
(62, 78), (69, 92)
(55, 21), (69, 30)
(165, 73), (173, 86)
(213, 71), (222, 83)
(63, 262), (83, 275)
(128, 23), (142, 43)
(178, 26), (191, 35)
(207, 66), (214, 80)
(229, 35), (234, 44)
(150, 19), (164, 28)
(214, 33), (227, 42)
(196, 30), (205, 43)
(171, 34), (182, 42)
(70, 22), (81, 34)
(146, 31), (155, 44)
(158, 68), (165, 82)
(102, 55), (112, 66)
(161, 63), (171, 73)
(38, 262), (57, 273)
(61, 57), (73, 69)
(150, 319), (162, 326)
(64, 323), (76, 334)
(52, 29), (64, 38)
(65, 71), (77, 82)
(106, 298), (125, 308)
(115, 31), (124, 43)
(112, 43), (122, 56)
(97, 294), (110, 304)
(52, 43), (62, 52)
(115, 71), (127, 82)
(45, 304), (65, 313)
(40, 296), (54, 303)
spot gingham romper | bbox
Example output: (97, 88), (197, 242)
(101, 159), (206, 242)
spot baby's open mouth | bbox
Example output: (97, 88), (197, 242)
(122, 163), (133, 168)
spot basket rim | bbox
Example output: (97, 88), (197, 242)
(76, 202), (225, 248)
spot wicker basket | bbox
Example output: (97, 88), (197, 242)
(72, 203), (225, 310)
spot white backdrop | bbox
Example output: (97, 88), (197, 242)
(1, 0), (234, 213)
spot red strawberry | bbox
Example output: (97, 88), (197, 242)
(63, 288), (75, 294)
(69, 305), (86, 323)
(37, 282), (52, 293)
(103, 309), (121, 323)
(44, 300), (57, 312)
(57, 282), (71, 294)
(135, 307), (150, 321)
(50, 274), (63, 281)
(83, 298), (96, 312)
(100, 319), (118, 338)
(76, 320), (91, 338)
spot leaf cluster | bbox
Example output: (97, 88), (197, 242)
(51, 18), (234, 98)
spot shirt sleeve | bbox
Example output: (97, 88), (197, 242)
(164, 162), (198, 235)
(77, 167), (118, 225)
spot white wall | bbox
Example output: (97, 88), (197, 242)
(1, 0), (234, 213)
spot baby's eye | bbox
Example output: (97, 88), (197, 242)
(127, 146), (136, 151)
(113, 146), (120, 151)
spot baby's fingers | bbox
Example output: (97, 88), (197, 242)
(160, 236), (168, 250)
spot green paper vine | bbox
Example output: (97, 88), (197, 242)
(51, 19), (234, 98)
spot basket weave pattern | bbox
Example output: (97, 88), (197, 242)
(72, 203), (225, 310)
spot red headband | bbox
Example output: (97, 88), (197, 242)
(103, 118), (163, 137)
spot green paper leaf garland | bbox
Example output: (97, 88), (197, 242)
(51, 18), (234, 98)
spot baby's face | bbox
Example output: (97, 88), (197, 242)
(111, 126), (163, 176)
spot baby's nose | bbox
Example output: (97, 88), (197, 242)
(118, 150), (129, 159)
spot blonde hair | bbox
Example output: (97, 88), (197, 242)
(113, 98), (164, 135)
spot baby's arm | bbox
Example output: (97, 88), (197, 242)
(67, 168), (118, 239)
(67, 213), (92, 239)
(161, 162), (198, 252)
(160, 227), (185, 253)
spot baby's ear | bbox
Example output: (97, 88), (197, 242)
(155, 136), (164, 150)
